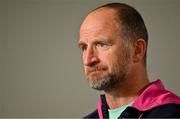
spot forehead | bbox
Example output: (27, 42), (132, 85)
(79, 8), (120, 41)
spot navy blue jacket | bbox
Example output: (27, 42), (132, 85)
(84, 80), (180, 118)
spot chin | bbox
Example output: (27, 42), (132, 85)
(89, 77), (112, 91)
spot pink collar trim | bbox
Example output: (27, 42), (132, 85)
(132, 79), (180, 111)
(97, 99), (103, 119)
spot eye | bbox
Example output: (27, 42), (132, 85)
(96, 42), (108, 49)
(97, 43), (105, 47)
(79, 44), (87, 52)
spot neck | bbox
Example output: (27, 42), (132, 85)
(104, 66), (149, 109)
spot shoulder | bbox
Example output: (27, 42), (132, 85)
(143, 104), (180, 118)
(83, 109), (99, 119)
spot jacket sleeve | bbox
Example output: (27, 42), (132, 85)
(142, 104), (180, 118)
(83, 109), (99, 118)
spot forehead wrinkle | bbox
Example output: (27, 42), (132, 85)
(80, 24), (112, 38)
(80, 25), (121, 47)
(80, 17), (119, 34)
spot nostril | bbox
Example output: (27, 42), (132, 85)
(91, 57), (98, 63)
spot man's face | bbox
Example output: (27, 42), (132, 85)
(79, 8), (132, 91)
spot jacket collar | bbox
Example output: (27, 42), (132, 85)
(132, 79), (180, 111)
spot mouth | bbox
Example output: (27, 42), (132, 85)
(87, 69), (108, 79)
(91, 69), (105, 73)
(89, 70), (102, 75)
(85, 66), (108, 78)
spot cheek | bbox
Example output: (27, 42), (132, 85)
(82, 53), (86, 64)
(83, 66), (87, 73)
(82, 55), (86, 71)
(100, 53), (117, 68)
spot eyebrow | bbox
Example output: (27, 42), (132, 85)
(78, 38), (114, 47)
(78, 41), (86, 48)
(94, 38), (114, 44)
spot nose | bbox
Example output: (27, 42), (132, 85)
(83, 47), (99, 66)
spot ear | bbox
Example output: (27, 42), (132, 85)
(132, 39), (147, 63)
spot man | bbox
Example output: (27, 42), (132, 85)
(78, 2), (180, 118)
